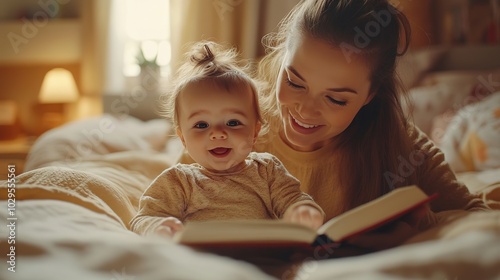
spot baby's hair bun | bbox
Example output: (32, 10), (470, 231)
(191, 42), (216, 68)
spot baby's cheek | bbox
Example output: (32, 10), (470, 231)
(234, 140), (253, 156)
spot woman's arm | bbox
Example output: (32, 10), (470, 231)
(410, 126), (488, 214)
(346, 126), (489, 251)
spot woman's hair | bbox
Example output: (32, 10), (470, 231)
(163, 41), (263, 129)
(258, 0), (416, 210)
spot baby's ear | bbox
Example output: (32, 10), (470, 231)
(176, 128), (186, 147)
(253, 121), (262, 141)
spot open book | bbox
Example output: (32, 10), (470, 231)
(173, 185), (437, 248)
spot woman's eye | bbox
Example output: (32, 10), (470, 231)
(285, 78), (304, 89)
(226, 120), (241, 127)
(327, 96), (347, 106)
(194, 122), (209, 129)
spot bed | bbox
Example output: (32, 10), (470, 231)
(1, 45), (500, 280)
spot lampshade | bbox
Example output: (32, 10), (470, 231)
(39, 68), (79, 103)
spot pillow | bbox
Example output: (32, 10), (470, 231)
(427, 69), (500, 144)
(440, 92), (500, 173)
(403, 84), (452, 135)
(429, 109), (457, 146)
(396, 46), (447, 89)
(404, 69), (500, 136)
(119, 117), (174, 152)
(418, 70), (486, 104)
(25, 114), (161, 171)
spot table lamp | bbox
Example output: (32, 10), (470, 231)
(38, 68), (79, 134)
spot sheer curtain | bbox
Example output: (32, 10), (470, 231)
(169, 0), (299, 72)
(69, 0), (111, 120)
(102, 0), (126, 94)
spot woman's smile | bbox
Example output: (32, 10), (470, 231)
(291, 114), (320, 128)
(289, 113), (322, 135)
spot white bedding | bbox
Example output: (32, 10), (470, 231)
(1, 114), (500, 280)
(0, 199), (275, 280)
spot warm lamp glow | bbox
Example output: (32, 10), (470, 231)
(39, 68), (79, 103)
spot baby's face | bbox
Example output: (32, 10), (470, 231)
(176, 80), (261, 172)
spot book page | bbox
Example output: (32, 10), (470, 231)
(174, 219), (318, 245)
(317, 185), (430, 242)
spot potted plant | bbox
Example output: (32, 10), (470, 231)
(136, 43), (161, 91)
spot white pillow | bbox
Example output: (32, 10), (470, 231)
(440, 92), (500, 172)
(403, 69), (500, 136)
(403, 84), (452, 135)
(397, 47), (447, 89)
(25, 115), (158, 171)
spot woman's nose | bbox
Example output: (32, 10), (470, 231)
(210, 128), (227, 140)
(295, 98), (320, 119)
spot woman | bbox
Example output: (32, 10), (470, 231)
(178, 0), (487, 251)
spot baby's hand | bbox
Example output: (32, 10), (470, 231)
(154, 217), (184, 237)
(283, 205), (324, 230)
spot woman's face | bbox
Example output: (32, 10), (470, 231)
(277, 35), (374, 152)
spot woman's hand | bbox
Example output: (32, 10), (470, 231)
(283, 204), (324, 230)
(345, 204), (430, 251)
(154, 217), (184, 237)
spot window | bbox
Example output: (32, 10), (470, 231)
(123, 0), (171, 77)
(105, 0), (171, 94)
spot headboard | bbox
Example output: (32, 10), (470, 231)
(102, 92), (164, 121)
(434, 45), (500, 71)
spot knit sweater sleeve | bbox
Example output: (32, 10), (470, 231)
(408, 126), (489, 229)
(129, 166), (189, 235)
(261, 153), (325, 219)
(411, 126), (488, 212)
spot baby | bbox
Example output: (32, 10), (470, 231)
(130, 41), (324, 237)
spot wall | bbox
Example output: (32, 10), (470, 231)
(391, 0), (498, 47)
(0, 0), (109, 136)
(0, 63), (80, 135)
(398, 0), (437, 49)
